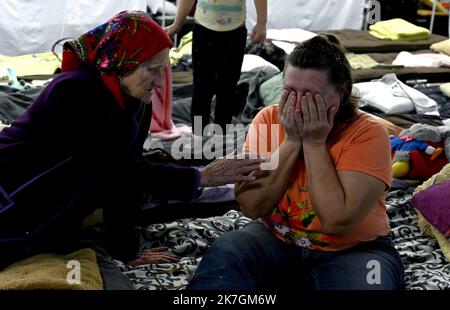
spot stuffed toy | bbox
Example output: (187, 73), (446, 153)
(390, 123), (450, 180)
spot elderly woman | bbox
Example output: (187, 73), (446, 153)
(187, 34), (404, 290)
(0, 11), (261, 270)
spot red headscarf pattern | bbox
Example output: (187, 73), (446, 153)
(61, 10), (173, 109)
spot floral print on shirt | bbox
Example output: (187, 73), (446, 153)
(267, 186), (340, 250)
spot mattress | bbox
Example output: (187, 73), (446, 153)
(116, 185), (450, 290)
(353, 50), (450, 83)
(327, 29), (448, 53)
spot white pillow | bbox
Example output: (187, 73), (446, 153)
(353, 73), (439, 115)
(352, 82), (414, 114)
(266, 28), (316, 43)
(241, 54), (280, 75)
(272, 41), (296, 55)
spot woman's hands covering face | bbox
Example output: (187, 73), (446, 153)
(295, 92), (338, 146)
(279, 89), (302, 144)
(279, 90), (338, 146)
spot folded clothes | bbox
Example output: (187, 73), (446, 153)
(369, 18), (430, 41)
(431, 39), (450, 56)
(393, 51), (450, 68)
(440, 83), (450, 97)
(346, 53), (403, 70)
(169, 32), (192, 67)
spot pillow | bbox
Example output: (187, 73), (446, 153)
(259, 72), (283, 107)
(411, 180), (450, 238)
(266, 28), (316, 44)
(0, 248), (103, 290)
(412, 163), (450, 261)
(417, 213), (450, 262)
(352, 82), (415, 114)
(241, 54), (280, 75)
(415, 163), (450, 192)
(353, 73), (439, 115)
(272, 40), (296, 55)
(431, 39), (450, 56)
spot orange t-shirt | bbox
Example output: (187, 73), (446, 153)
(243, 106), (392, 251)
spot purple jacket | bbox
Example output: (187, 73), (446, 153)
(0, 67), (199, 204)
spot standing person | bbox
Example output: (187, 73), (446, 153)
(187, 34), (404, 290)
(166, 0), (267, 132)
(0, 10), (262, 270)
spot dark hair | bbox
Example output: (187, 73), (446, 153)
(286, 34), (358, 126)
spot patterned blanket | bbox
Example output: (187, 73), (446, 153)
(116, 187), (450, 290)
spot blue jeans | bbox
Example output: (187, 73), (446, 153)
(187, 221), (404, 290)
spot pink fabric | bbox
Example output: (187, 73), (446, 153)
(150, 63), (191, 140)
(393, 51), (450, 68)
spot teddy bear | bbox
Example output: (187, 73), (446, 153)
(390, 123), (450, 180)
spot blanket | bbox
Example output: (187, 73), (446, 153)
(0, 248), (103, 290)
(116, 187), (450, 290)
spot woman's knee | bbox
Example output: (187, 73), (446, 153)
(208, 229), (257, 255)
(304, 250), (404, 290)
(206, 222), (281, 258)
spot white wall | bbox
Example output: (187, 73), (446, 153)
(0, 0), (147, 56)
(246, 0), (365, 31)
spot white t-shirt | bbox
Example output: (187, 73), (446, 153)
(195, 0), (246, 32)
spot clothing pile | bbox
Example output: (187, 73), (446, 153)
(169, 32), (193, 69)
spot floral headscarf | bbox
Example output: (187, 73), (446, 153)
(61, 10), (173, 109)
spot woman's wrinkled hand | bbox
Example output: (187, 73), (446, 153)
(295, 92), (337, 147)
(127, 247), (179, 266)
(199, 152), (263, 187)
